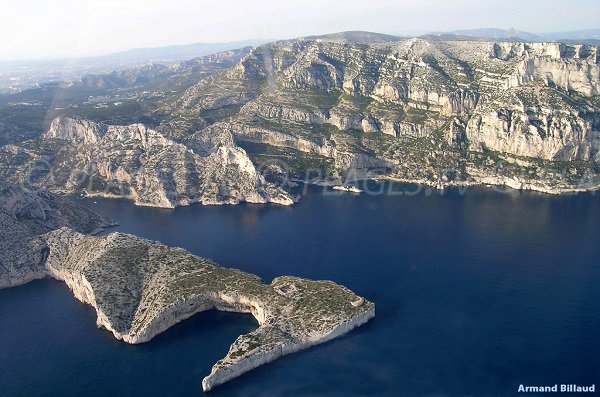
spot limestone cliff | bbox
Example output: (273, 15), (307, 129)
(0, 221), (374, 392)
(0, 179), (115, 288)
(2, 34), (600, 199)
(0, 116), (293, 207)
(167, 36), (600, 193)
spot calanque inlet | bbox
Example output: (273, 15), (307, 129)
(1, 29), (599, 394)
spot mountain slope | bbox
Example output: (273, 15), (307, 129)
(163, 37), (600, 192)
(2, 33), (600, 204)
(0, 48), (251, 144)
(0, 116), (293, 207)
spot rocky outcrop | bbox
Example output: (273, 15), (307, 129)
(0, 116), (294, 208)
(2, 225), (374, 392)
(216, 121), (338, 157)
(202, 302), (374, 391)
(0, 179), (115, 288)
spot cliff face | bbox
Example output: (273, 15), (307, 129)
(0, 179), (115, 288)
(465, 106), (599, 161)
(1, 224), (374, 392)
(0, 116), (293, 207)
(166, 36), (600, 193)
(491, 42), (599, 95)
(2, 35), (599, 202)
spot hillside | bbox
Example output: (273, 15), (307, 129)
(1, 32), (599, 205)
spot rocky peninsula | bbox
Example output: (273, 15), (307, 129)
(0, 180), (374, 391)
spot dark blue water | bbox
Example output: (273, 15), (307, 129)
(1, 183), (599, 396)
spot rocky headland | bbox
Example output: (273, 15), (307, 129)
(0, 116), (294, 208)
(0, 180), (374, 391)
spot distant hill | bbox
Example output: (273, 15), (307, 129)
(545, 29), (600, 45)
(74, 39), (271, 68)
(302, 31), (401, 44)
(0, 39), (270, 93)
(429, 28), (600, 44)
(546, 29), (600, 41)
(0, 39), (270, 72)
(446, 28), (544, 41)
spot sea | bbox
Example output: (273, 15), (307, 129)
(1, 182), (599, 396)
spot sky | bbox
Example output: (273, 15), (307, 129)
(0, 0), (598, 60)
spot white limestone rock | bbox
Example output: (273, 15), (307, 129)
(1, 226), (374, 392)
(0, 179), (115, 288)
(1, 116), (293, 208)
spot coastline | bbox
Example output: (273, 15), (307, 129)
(71, 176), (600, 210)
(1, 228), (375, 392)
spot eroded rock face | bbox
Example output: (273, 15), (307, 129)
(3, 36), (600, 197)
(491, 42), (599, 95)
(0, 116), (293, 207)
(465, 107), (598, 160)
(167, 37), (600, 193)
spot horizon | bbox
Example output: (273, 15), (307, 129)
(1, 27), (600, 64)
(1, 0), (599, 62)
